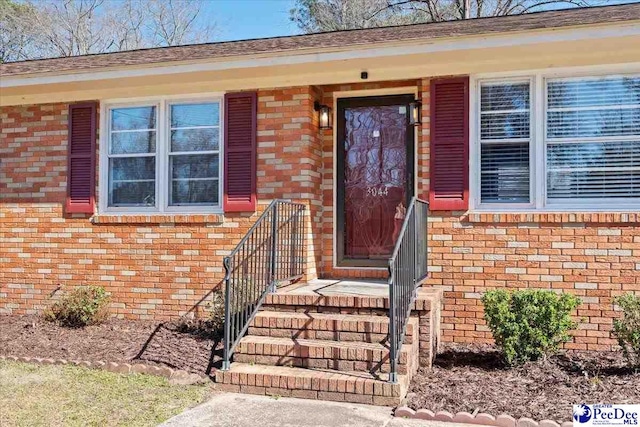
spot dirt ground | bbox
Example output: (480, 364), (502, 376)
(407, 343), (640, 422)
(0, 315), (222, 376)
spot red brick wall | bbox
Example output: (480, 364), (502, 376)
(2, 82), (639, 350)
(256, 86), (323, 279)
(0, 87), (322, 319)
(424, 213), (640, 350)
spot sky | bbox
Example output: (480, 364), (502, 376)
(204, 0), (637, 42)
(205, 0), (299, 42)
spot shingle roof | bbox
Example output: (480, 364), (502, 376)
(1, 3), (639, 78)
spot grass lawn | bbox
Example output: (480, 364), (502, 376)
(0, 360), (211, 427)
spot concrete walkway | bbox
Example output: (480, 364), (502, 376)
(160, 392), (471, 427)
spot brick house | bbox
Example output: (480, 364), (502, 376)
(2, 3), (640, 403)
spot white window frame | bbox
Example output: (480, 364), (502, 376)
(470, 64), (640, 212)
(475, 77), (536, 210)
(99, 93), (224, 214)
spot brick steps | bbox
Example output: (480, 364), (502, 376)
(234, 335), (411, 373)
(214, 363), (408, 406)
(247, 310), (415, 344)
(214, 284), (441, 406)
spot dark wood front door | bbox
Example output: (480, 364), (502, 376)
(336, 95), (415, 268)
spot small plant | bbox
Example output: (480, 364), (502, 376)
(613, 293), (640, 367)
(44, 286), (110, 327)
(205, 289), (225, 335)
(482, 289), (580, 366)
(175, 289), (225, 339)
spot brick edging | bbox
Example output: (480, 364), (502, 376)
(394, 407), (570, 427)
(0, 354), (209, 385)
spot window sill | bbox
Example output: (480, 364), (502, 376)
(91, 213), (224, 225)
(464, 212), (640, 224)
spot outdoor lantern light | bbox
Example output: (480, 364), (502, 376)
(314, 101), (332, 130)
(409, 100), (421, 126)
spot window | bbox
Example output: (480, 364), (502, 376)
(169, 103), (220, 206)
(108, 106), (157, 207)
(475, 72), (640, 210)
(479, 81), (531, 204)
(546, 77), (640, 203)
(103, 98), (222, 213)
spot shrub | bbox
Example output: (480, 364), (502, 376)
(613, 293), (640, 367)
(44, 286), (110, 327)
(174, 289), (225, 339)
(482, 289), (580, 366)
(205, 289), (225, 335)
(175, 284), (259, 339)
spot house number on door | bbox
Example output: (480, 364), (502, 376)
(367, 186), (389, 197)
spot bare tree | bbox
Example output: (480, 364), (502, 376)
(0, 0), (38, 62)
(29, 0), (115, 57)
(380, 0), (594, 21)
(1, 0), (217, 62)
(107, 0), (215, 52)
(145, 0), (214, 46)
(291, 0), (602, 33)
(291, 0), (427, 33)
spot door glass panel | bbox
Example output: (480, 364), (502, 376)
(343, 104), (409, 261)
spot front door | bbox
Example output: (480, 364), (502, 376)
(336, 95), (415, 268)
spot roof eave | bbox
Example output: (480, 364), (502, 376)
(3, 20), (639, 89)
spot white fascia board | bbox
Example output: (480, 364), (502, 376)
(2, 22), (639, 89)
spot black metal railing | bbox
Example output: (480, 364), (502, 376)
(387, 197), (428, 383)
(222, 199), (306, 370)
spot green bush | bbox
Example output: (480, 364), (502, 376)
(613, 293), (640, 367)
(482, 289), (580, 366)
(44, 286), (110, 327)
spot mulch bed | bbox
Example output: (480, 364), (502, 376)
(407, 343), (640, 422)
(0, 315), (223, 376)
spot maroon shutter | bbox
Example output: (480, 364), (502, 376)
(65, 102), (97, 214)
(224, 92), (257, 212)
(429, 77), (470, 211)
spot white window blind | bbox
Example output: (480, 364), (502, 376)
(479, 82), (531, 203)
(546, 76), (640, 202)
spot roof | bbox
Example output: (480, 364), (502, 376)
(1, 3), (639, 78)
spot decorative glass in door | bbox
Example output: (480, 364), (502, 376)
(338, 97), (413, 266)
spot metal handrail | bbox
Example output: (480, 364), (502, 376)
(387, 197), (429, 383)
(221, 199), (306, 370)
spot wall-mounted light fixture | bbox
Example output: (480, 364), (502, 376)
(409, 100), (421, 126)
(314, 101), (332, 130)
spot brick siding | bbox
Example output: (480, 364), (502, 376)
(424, 214), (640, 350)
(0, 88), (322, 319)
(2, 81), (639, 349)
